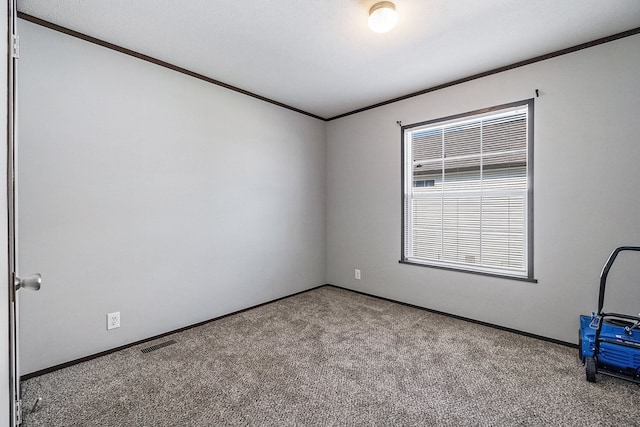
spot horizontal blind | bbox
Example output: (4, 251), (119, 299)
(404, 104), (530, 277)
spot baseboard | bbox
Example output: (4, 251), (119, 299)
(326, 284), (577, 349)
(23, 282), (575, 380)
(21, 284), (327, 380)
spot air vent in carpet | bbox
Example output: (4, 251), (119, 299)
(141, 339), (177, 354)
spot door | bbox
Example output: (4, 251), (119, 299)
(8, 1), (41, 425)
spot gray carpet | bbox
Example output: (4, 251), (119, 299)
(21, 286), (640, 426)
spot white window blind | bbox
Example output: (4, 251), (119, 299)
(402, 101), (532, 279)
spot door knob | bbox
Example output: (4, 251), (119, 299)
(15, 273), (41, 291)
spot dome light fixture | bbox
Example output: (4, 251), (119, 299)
(368, 1), (398, 33)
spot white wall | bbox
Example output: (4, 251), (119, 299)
(17, 20), (326, 374)
(327, 34), (640, 344)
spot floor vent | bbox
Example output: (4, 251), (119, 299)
(141, 340), (177, 354)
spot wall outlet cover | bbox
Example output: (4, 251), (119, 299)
(107, 312), (120, 330)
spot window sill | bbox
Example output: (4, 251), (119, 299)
(398, 260), (538, 283)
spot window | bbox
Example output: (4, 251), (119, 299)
(413, 179), (435, 188)
(401, 100), (533, 280)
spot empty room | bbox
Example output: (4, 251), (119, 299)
(2, 0), (640, 426)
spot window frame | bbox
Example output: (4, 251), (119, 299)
(400, 99), (535, 282)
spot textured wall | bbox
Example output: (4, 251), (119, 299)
(326, 34), (640, 344)
(18, 20), (326, 374)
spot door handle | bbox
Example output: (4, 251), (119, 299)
(15, 273), (41, 291)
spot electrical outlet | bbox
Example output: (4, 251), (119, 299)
(107, 312), (120, 330)
(355, 269), (361, 280)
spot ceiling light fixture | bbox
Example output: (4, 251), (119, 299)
(368, 1), (398, 33)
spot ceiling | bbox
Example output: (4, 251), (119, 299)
(17, 1), (640, 120)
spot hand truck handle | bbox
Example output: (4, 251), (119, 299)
(598, 246), (640, 314)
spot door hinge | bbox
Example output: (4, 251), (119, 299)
(15, 399), (22, 425)
(11, 35), (19, 59)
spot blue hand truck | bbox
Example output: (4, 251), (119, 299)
(579, 246), (640, 383)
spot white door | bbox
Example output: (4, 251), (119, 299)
(8, 1), (41, 425)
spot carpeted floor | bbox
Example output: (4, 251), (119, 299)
(21, 286), (640, 426)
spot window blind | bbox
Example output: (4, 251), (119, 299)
(403, 102), (532, 278)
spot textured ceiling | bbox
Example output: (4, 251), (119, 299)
(17, 0), (640, 119)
